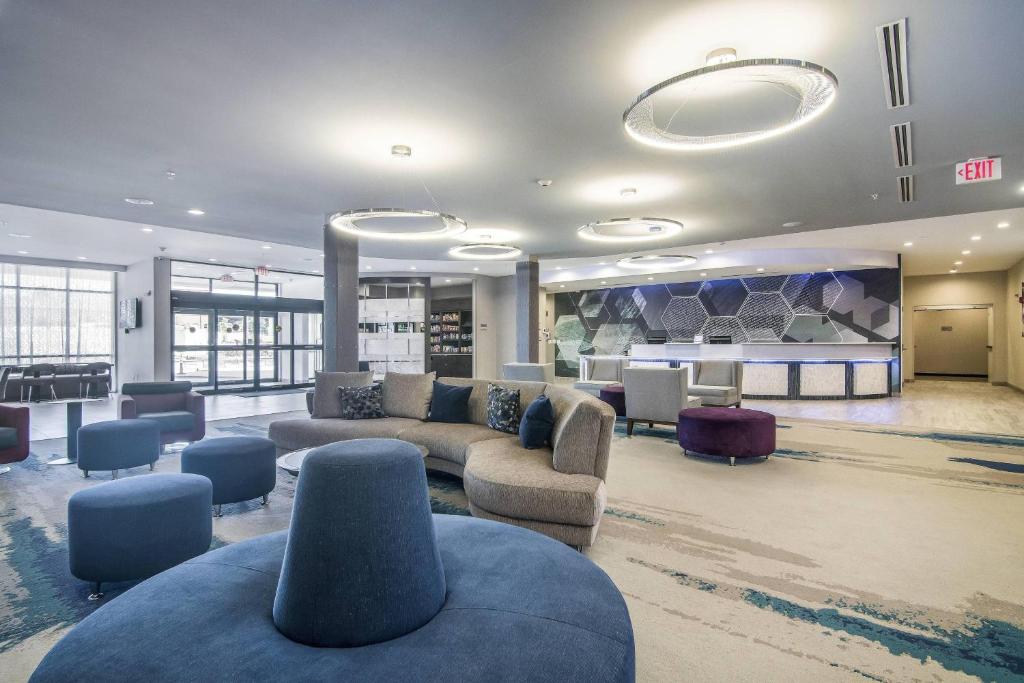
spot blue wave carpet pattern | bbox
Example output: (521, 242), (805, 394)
(2, 411), (1023, 682)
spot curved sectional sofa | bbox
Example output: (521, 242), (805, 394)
(269, 377), (617, 547)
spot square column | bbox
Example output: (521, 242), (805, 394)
(323, 221), (359, 371)
(515, 259), (539, 363)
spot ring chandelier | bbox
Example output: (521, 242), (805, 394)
(328, 209), (468, 241)
(448, 243), (523, 260)
(623, 49), (838, 151)
(617, 254), (697, 269)
(577, 217), (684, 243)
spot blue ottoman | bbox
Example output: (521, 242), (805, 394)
(34, 439), (635, 681)
(68, 473), (212, 600)
(181, 436), (276, 517)
(77, 419), (160, 479)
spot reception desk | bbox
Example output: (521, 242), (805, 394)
(584, 343), (899, 401)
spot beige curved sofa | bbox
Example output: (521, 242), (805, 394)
(269, 377), (616, 547)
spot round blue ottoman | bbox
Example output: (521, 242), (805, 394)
(67, 473), (212, 600)
(181, 436), (277, 516)
(77, 419), (160, 479)
(35, 438), (635, 681)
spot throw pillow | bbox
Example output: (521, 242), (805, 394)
(337, 384), (384, 420)
(519, 394), (555, 449)
(311, 371), (373, 418)
(428, 381), (472, 423)
(382, 372), (436, 420)
(487, 384), (521, 434)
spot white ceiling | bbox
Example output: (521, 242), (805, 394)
(0, 0), (1022, 264)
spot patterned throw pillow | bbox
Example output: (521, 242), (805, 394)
(486, 384), (521, 434)
(337, 384), (384, 420)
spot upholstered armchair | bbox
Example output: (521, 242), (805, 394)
(0, 403), (30, 474)
(622, 367), (696, 436)
(573, 357), (626, 397)
(119, 381), (205, 447)
(688, 360), (743, 407)
(502, 362), (555, 383)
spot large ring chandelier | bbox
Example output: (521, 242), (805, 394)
(329, 209), (468, 241)
(623, 50), (838, 151)
(448, 243), (523, 260)
(617, 254), (696, 269)
(577, 217), (684, 243)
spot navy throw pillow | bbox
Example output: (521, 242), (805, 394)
(428, 381), (472, 423)
(519, 394), (555, 449)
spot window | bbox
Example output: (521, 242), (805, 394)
(0, 263), (114, 366)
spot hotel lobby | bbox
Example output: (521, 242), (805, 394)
(1, 1), (1024, 681)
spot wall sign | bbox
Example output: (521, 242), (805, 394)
(955, 157), (1001, 185)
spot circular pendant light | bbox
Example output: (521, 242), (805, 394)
(617, 254), (696, 269)
(577, 217), (683, 243)
(448, 243), (522, 260)
(329, 209), (467, 241)
(623, 49), (838, 151)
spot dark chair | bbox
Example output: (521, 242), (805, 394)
(78, 362), (113, 398)
(21, 363), (58, 402)
(119, 381), (206, 447)
(0, 403), (30, 475)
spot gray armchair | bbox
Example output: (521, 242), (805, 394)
(688, 360), (743, 407)
(573, 357), (626, 397)
(119, 381), (205, 447)
(502, 363), (554, 383)
(622, 367), (698, 436)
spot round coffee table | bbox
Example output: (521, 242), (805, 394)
(277, 443), (428, 475)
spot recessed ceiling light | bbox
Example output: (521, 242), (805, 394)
(319, 253), (325, 258)
(472, 267), (480, 271)
(559, 284), (565, 288)
(970, 235), (981, 241)
(997, 222), (1010, 229)
(8, 233), (31, 239)
(647, 276), (654, 281)
(448, 244), (523, 260)
(536, 179), (553, 188)
(124, 197), (154, 205)
(208, 258), (218, 262)
(555, 266), (563, 270)
(600, 280), (607, 284)
(1019, 184), (1024, 193)
(261, 244), (272, 250)
(598, 261), (608, 265)
(826, 267), (834, 272)
(445, 278), (452, 283)
(617, 254), (697, 269)
(365, 265), (372, 270)
(76, 256), (88, 261)
(756, 267), (765, 272)
(578, 217), (683, 244)
(700, 272), (707, 277)
(409, 266), (417, 270)
(962, 250), (971, 255)
(17, 250), (28, 255)
(187, 208), (205, 216)
(165, 171), (176, 180)
(903, 241), (913, 247)
(782, 221), (803, 228)
(704, 249), (714, 254)
(140, 227), (153, 233)
(391, 144), (412, 158)
(620, 187), (638, 198)
(949, 269), (958, 274)
(954, 260), (963, 265)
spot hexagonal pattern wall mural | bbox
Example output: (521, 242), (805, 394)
(552, 268), (899, 376)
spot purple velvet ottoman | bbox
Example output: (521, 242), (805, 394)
(677, 407), (776, 466)
(598, 385), (626, 417)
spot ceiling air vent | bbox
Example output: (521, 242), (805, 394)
(890, 122), (913, 167)
(876, 18), (910, 108)
(897, 175), (915, 202)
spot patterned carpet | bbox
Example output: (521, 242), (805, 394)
(1, 411), (1022, 682)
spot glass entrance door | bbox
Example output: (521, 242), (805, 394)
(172, 309), (213, 390)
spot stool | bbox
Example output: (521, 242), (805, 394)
(181, 436), (277, 517)
(598, 384), (626, 417)
(78, 419), (161, 479)
(677, 407), (776, 466)
(68, 473), (212, 600)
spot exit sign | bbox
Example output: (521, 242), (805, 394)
(956, 157), (1002, 185)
